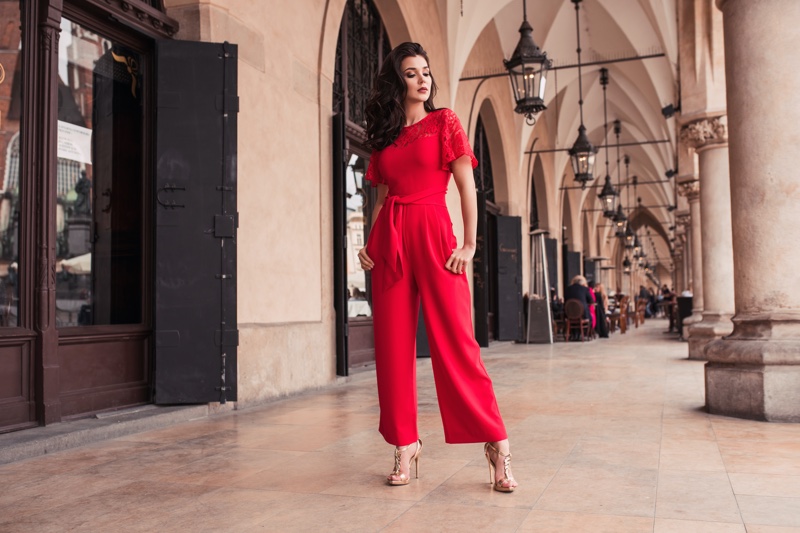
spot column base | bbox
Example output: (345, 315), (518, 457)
(687, 313), (734, 360)
(683, 311), (703, 326)
(704, 312), (800, 422)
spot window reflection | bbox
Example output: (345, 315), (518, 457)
(346, 154), (372, 318)
(56, 18), (143, 327)
(0, 4), (23, 327)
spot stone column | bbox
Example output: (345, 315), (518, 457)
(677, 180), (703, 328)
(673, 244), (683, 293)
(675, 213), (690, 293)
(680, 117), (736, 359)
(706, 0), (800, 421)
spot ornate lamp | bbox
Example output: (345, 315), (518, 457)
(598, 176), (618, 217)
(568, 0), (597, 188)
(504, 0), (552, 125)
(614, 205), (627, 237)
(624, 225), (635, 249)
(597, 69), (618, 217)
(623, 255), (632, 275)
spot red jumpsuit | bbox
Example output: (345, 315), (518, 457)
(365, 108), (507, 446)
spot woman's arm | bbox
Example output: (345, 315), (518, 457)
(446, 155), (478, 275)
(358, 184), (388, 271)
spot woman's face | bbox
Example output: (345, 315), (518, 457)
(401, 55), (431, 104)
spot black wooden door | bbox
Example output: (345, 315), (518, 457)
(154, 41), (238, 404)
(584, 258), (596, 284)
(545, 237), (559, 297)
(332, 113), (348, 376)
(565, 251), (582, 292)
(473, 192), (490, 347)
(495, 216), (522, 341)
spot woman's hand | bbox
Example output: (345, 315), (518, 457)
(358, 247), (375, 271)
(445, 244), (475, 274)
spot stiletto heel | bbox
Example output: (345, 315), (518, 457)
(387, 439), (422, 486)
(484, 442), (516, 493)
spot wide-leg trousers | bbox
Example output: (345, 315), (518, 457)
(369, 201), (507, 446)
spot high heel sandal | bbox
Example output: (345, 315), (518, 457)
(387, 439), (422, 486)
(484, 442), (516, 493)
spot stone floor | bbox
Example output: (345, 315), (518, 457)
(2, 320), (800, 532)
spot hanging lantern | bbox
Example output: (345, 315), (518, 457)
(623, 255), (632, 275)
(504, 1), (552, 125)
(568, 0), (596, 188)
(624, 225), (635, 249)
(633, 234), (642, 257)
(614, 204), (627, 237)
(598, 175), (618, 218)
(569, 125), (597, 188)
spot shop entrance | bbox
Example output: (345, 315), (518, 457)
(0, 1), (236, 434)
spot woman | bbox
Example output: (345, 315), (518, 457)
(594, 282), (610, 338)
(357, 42), (517, 492)
(587, 281), (598, 331)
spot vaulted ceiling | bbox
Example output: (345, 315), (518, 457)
(442, 0), (678, 273)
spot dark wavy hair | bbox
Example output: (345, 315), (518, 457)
(365, 42), (438, 151)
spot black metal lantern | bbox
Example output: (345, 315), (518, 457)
(624, 225), (635, 249)
(504, 1), (552, 125)
(598, 175), (618, 218)
(568, 0), (597, 188)
(623, 255), (632, 275)
(614, 204), (627, 236)
(569, 125), (597, 188)
(633, 234), (642, 257)
(596, 69), (616, 213)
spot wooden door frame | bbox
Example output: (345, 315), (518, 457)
(4, 0), (178, 429)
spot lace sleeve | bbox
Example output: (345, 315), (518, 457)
(441, 109), (478, 171)
(364, 150), (381, 187)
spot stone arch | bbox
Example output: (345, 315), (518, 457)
(318, 0), (412, 115)
(474, 98), (510, 212)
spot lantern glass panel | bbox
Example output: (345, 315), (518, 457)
(571, 151), (595, 176)
(602, 194), (615, 215)
(538, 73), (547, 100)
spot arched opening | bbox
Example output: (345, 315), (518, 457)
(332, 0), (391, 375)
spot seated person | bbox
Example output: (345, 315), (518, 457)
(564, 275), (593, 326)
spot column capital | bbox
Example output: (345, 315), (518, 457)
(675, 212), (691, 228)
(677, 180), (700, 201)
(680, 115), (728, 150)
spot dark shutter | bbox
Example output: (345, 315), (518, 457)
(154, 41), (238, 404)
(473, 192), (490, 347)
(332, 113), (349, 376)
(584, 257), (596, 284)
(495, 216), (522, 341)
(545, 237), (559, 296)
(566, 251), (582, 290)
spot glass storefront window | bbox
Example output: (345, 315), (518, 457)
(346, 154), (373, 318)
(0, 4), (23, 327)
(56, 18), (143, 327)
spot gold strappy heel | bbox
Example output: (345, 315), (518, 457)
(387, 439), (422, 486)
(484, 442), (516, 493)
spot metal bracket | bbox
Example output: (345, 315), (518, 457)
(157, 183), (186, 209)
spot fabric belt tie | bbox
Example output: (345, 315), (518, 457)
(367, 188), (447, 292)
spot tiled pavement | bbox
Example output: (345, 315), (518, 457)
(2, 319), (800, 532)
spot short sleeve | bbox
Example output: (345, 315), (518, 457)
(440, 109), (478, 171)
(364, 150), (382, 187)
